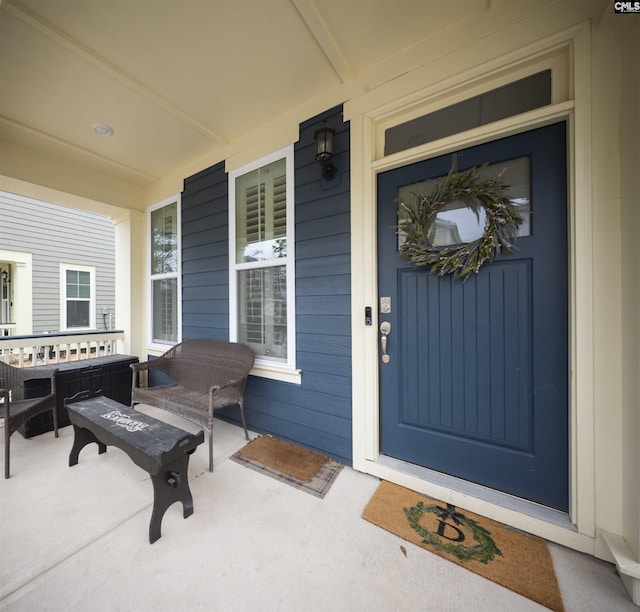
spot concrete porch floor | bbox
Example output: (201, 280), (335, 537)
(1, 406), (636, 612)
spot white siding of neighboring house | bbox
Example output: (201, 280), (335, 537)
(0, 192), (116, 334)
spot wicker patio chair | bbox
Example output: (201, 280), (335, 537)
(131, 339), (254, 472)
(1, 361), (59, 479)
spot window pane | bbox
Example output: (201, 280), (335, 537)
(66, 270), (77, 298)
(151, 202), (178, 274)
(67, 301), (89, 327)
(66, 269), (91, 298)
(385, 71), (551, 155)
(236, 158), (287, 262)
(152, 278), (177, 343)
(398, 156), (531, 248)
(78, 271), (91, 298)
(238, 266), (287, 360)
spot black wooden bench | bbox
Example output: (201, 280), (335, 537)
(65, 393), (204, 543)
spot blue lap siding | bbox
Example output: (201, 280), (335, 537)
(180, 106), (352, 464)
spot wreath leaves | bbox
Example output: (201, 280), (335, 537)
(396, 164), (523, 280)
(404, 501), (503, 565)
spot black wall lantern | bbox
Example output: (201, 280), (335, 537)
(314, 122), (337, 181)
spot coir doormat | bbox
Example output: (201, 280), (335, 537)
(362, 481), (564, 611)
(230, 435), (343, 498)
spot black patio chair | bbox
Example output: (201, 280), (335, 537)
(0, 361), (58, 478)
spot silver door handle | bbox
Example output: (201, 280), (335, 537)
(380, 321), (391, 364)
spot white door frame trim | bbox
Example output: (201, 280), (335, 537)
(345, 21), (595, 553)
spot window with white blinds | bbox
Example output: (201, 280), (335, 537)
(229, 146), (296, 370)
(149, 198), (180, 345)
(236, 158), (287, 263)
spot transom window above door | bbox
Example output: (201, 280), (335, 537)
(385, 71), (551, 156)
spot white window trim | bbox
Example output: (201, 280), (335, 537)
(59, 262), (96, 331)
(147, 195), (182, 352)
(229, 145), (300, 384)
(0, 248), (32, 336)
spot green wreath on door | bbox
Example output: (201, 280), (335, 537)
(396, 164), (523, 281)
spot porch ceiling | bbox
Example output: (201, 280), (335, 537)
(0, 0), (608, 207)
(0, 0), (507, 194)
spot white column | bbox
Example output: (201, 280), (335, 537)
(112, 209), (145, 357)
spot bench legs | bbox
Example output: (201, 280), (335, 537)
(68, 424), (108, 466)
(239, 402), (249, 441)
(206, 403), (250, 473)
(69, 424), (196, 544)
(208, 432), (214, 473)
(149, 452), (195, 544)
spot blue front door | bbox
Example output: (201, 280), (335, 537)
(377, 123), (568, 510)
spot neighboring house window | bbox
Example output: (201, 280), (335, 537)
(60, 263), (95, 330)
(149, 198), (180, 345)
(229, 146), (296, 372)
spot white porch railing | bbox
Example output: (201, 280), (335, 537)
(0, 330), (126, 367)
(1, 323), (17, 337)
